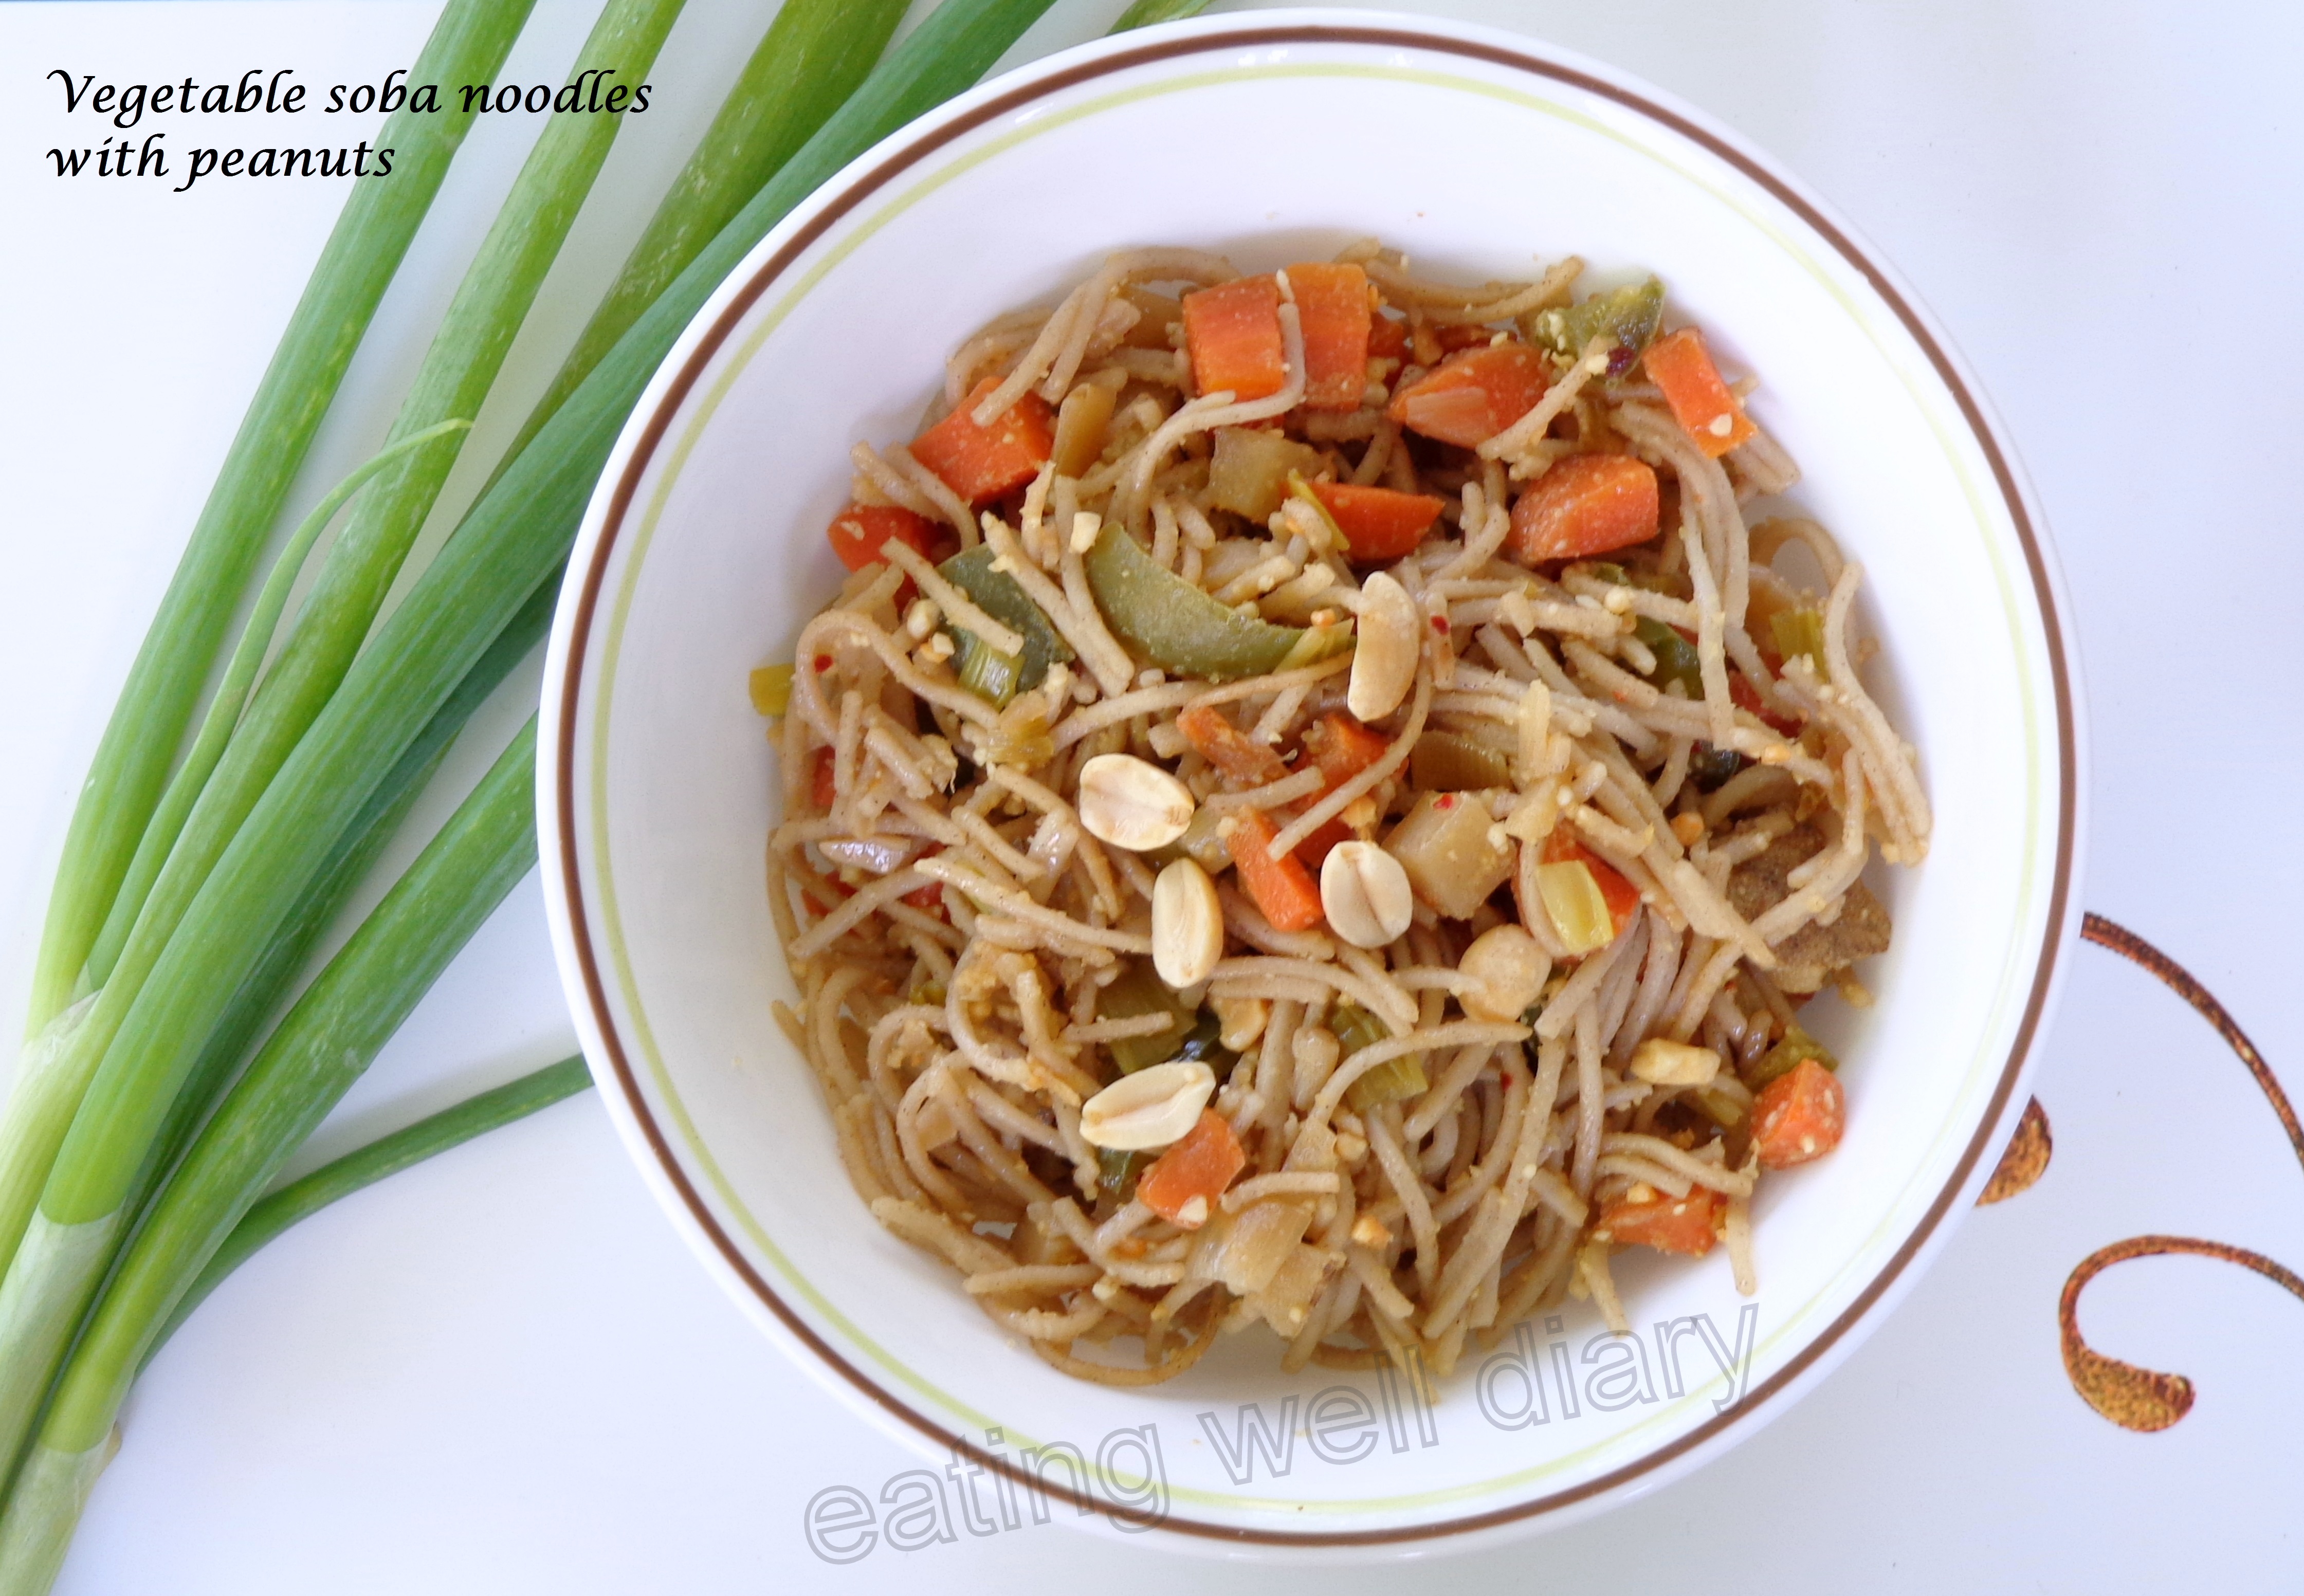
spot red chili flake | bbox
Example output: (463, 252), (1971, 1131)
(1436, 794), (1456, 810)
(1429, 616), (1451, 634)
(813, 654), (834, 673)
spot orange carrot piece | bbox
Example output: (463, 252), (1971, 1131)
(826, 501), (942, 572)
(1643, 326), (1756, 458)
(1137, 1110), (1247, 1227)
(1594, 1185), (1720, 1257)
(1752, 1058), (1846, 1168)
(1226, 808), (1325, 932)
(1386, 342), (1550, 447)
(1300, 712), (1391, 789)
(1506, 454), (1660, 564)
(1540, 829), (1641, 935)
(1294, 713), (1389, 869)
(910, 374), (1055, 504)
(1309, 481), (1447, 561)
(810, 748), (837, 811)
(1182, 275), (1287, 402)
(1295, 817), (1355, 869)
(1177, 703), (1289, 786)
(1286, 261), (1372, 410)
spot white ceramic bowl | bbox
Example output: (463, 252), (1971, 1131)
(539, 10), (2082, 1553)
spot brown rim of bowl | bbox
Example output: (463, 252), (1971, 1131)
(551, 20), (2078, 1548)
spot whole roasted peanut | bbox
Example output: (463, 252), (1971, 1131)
(1459, 924), (1551, 1023)
(1078, 1059), (1218, 1150)
(1152, 857), (1224, 987)
(1319, 841), (1414, 949)
(1347, 572), (1419, 722)
(1077, 753), (1196, 851)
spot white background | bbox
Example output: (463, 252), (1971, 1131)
(3, 1), (2301, 1590)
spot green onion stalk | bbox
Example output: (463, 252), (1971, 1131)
(0, 0), (1058, 1526)
(61, 0), (687, 1215)
(0, 723), (545, 1592)
(0, 0), (534, 1380)
(0, 0), (688, 1462)
(16, 0), (534, 1043)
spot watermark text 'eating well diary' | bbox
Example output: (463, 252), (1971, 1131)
(801, 1303), (1759, 1564)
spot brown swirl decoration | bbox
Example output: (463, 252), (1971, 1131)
(2058, 914), (2304, 1430)
(2059, 1236), (2304, 1431)
(2082, 915), (2304, 1162)
(1978, 1097), (2052, 1203)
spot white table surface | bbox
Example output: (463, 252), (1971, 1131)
(5, 1), (2301, 1589)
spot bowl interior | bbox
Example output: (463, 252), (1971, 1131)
(544, 14), (2072, 1547)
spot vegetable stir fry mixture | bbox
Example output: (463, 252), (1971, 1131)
(759, 242), (1928, 1384)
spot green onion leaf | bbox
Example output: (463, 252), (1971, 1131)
(1111, 0), (1214, 30)
(152, 1055), (593, 1357)
(84, 418), (473, 986)
(503, 0), (910, 463)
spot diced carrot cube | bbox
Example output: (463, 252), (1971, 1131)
(1285, 262), (1373, 410)
(1594, 1184), (1720, 1256)
(1183, 275), (1288, 402)
(1506, 454), (1660, 564)
(826, 501), (943, 572)
(1137, 1110), (1247, 1227)
(1300, 713), (1391, 789)
(909, 375), (1054, 505)
(1752, 1057), (1846, 1168)
(1386, 342), (1550, 447)
(1296, 816), (1355, 868)
(1309, 481), (1447, 561)
(1643, 326), (1756, 457)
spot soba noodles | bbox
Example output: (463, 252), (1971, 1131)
(756, 241), (1927, 1385)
